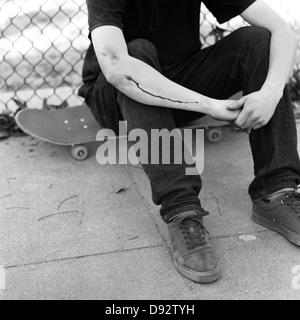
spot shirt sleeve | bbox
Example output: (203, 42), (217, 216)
(86, 0), (127, 34)
(203, 0), (257, 24)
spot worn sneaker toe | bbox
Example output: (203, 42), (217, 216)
(168, 210), (221, 283)
(178, 248), (218, 273)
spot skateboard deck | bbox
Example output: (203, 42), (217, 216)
(15, 105), (102, 145)
(15, 106), (103, 160)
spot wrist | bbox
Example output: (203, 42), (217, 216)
(184, 94), (212, 114)
(261, 82), (285, 101)
(198, 96), (214, 115)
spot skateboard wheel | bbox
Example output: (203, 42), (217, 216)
(71, 145), (89, 161)
(206, 128), (222, 143)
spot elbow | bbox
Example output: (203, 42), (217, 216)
(105, 71), (120, 86)
(105, 71), (127, 89)
(101, 60), (127, 87)
(95, 51), (129, 87)
(94, 47), (130, 87)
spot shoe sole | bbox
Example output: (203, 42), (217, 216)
(252, 210), (300, 246)
(174, 261), (221, 284)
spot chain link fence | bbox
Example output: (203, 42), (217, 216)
(0, 0), (89, 111)
(1, 0), (300, 112)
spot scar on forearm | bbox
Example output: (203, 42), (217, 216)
(96, 45), (119, 64)
(124, 75), (199, 104)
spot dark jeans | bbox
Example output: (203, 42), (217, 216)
(84, 26), (300, 222)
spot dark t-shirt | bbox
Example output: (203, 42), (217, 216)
(79, 0), (256, 98)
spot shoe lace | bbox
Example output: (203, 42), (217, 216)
(283, 187), (300, 217)
(179, 212), (209, 250)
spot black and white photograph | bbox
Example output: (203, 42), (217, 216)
(0, 0), (300, 302)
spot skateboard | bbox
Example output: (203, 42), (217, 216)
(15, 105), (230, 161)
(15, 105), (102, 161)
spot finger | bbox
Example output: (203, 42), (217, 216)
(228, 121), (242, 131)
(245, 119), (261, 134)
(240, 115), (258, 131)
(234, 110), (250, 129)
(239, 118), (252, 130)
(227, 98), (245, 111)
(243, 127), (251, 135)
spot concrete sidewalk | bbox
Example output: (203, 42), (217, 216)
(1, 125), (300, 300)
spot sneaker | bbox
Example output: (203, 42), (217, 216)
(167, 210), (221, 283)
(252, 187), (300, 246)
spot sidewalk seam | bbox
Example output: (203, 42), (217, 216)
(4, 244), (165, 270)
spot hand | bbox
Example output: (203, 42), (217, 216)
(227, 90), (280, 133)
(208, 99), (241, 122)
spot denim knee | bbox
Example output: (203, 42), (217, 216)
(234, 26), (271, 59)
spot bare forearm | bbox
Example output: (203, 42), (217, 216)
(262, 26), (297, 97)
(100, 51), (211, 113)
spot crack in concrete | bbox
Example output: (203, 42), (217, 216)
(0, 194), (12, 200)
(6, 207), (30, 210)
(57, 195), (79, 211)
(38, 210), (79, 222)
(209, 192), (223, 217)
(4, 244), (164, 270)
